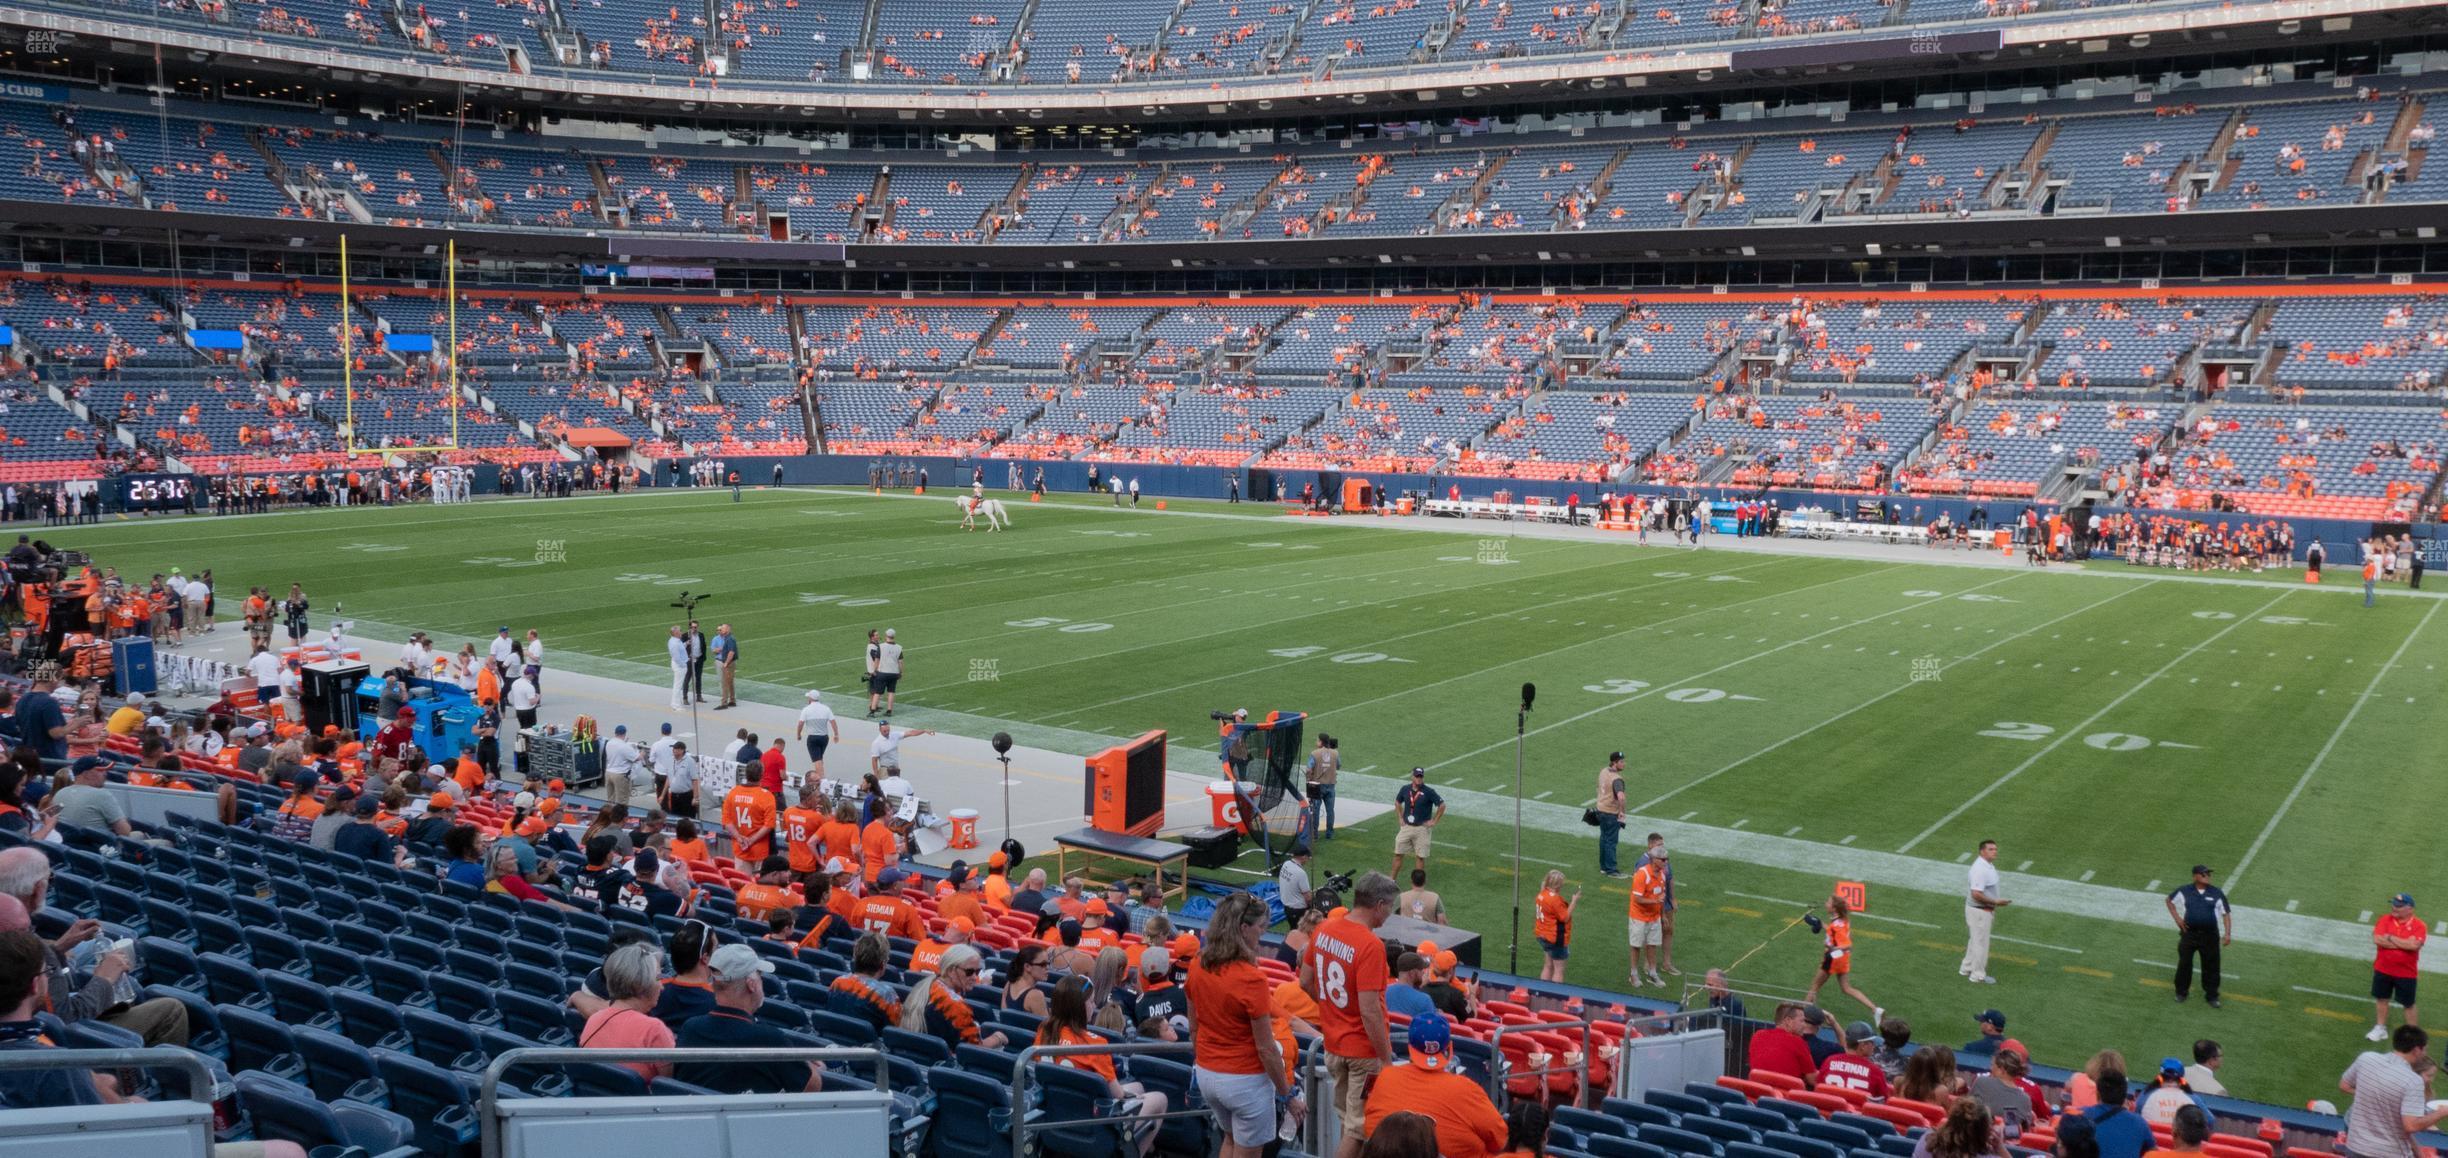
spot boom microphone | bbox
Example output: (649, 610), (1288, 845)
(1520, 682), (1537, 713)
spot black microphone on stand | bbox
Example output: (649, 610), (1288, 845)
(991, 731), (1024, 865)
(1509, 681), (1536, 975)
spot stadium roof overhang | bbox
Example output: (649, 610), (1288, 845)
(5, 0), (2445, 128)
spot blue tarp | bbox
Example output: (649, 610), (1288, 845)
(0, 325), (13, 346)
(386, 334), (435, 353)
(187, 329), (245, 350)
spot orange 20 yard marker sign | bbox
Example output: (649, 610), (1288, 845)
(1835, 881), (1869, 912)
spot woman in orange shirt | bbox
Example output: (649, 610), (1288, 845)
(1185, 892), (1285, 1158)
(1533, 870), (1579, 984)
(1035, 976), (1168, 1156)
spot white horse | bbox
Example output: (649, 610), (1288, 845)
(958, 494), (1011, 531)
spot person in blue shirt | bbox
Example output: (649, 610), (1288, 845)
(8, 674), (66, 766)
(1386, 952), (1438, 1020)
(675, 944), (821, 1094)
(2070, 1068), (2154, 1158)
(441, 824), (488, 889)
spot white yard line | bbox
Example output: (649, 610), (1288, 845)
(1993, 935), (2085, 954)
(1429, 570), (2011, 772)
(1626, 578), (2137, 813)
(1896, 590), (2293, 854)
(2228, 599), (2443, 892)
(2293, 985), (2372, 1002)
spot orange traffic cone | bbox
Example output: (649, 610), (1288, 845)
(1155, 500), (1167, 510)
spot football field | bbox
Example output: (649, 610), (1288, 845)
(74, 485), (2448, 1104)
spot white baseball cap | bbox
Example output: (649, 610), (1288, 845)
(806, 690), (823, 701)
(825, 858), (854, 876)
(884, 628), (896, 638)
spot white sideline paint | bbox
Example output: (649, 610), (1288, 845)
(2228, 599), (2444, 892)
(1333, 767), (2444, 974)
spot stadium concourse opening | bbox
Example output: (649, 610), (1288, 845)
(7, 0), (2448, 1150)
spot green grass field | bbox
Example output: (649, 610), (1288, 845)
(69, 485), (2448, 1106)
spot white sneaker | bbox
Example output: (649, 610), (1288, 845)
(1970, 974), (1997, 985)
(1648, 971), (1666, 986)
(2369, 1024), (2392, 1042)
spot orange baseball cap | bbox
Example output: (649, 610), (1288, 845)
(548, 779), (566, 791)
(517, 815), (552, 838)
(949, 916), (975, 935)
(427, 793), (455, 810)
(1085, 897), (1109, 916)
(1431, 951), (1459, 978)
(988, 851), (1008, 869)
(536, 798), (562, 815)
(1416, 940), (1439, 956)
(1169, 933), (1199, 960)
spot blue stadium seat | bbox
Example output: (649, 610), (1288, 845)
(1686, 1083), (1749, 1107)
(429, 974), (503, 1028)
(400, 1006), (489, 1074)
(1647, 1089), (1717, 1118)
(139, 897), (196, 944)
(235, 1071), (417, 1158)
(386, 932), (449, 972)
(1759, 1098), (1822, 1125)
(501, 961), (563, 999)
(139, 984), (229, 1061)
(295, 1024), (389, 1107)
(565, 1059), (649, 1098)
(1832, 1113), (1899, 1141)
(371, 1048), (482, 1158)
(199, 952), (272, 1011)
(1689, 1116), (1761, 1148)
(261, 969), (343, 1032)
(1604, 1098), (1681, 1130)
(331, 988), (416, 1053)
(1724, 1103), (1797, 1133)
(363, 958), (436, 1008)
(883, 1026), (953, 1067)
(1800, 1119), (1876, 1152)
(218, 1002), (310, 1085)
(928, 1064), (1016, 1158)
(443, 947), (507, 985)
(1590, 1136), (1674, 1158)
(301, 941), (368, 992)
(139, 936), (205, 990)
(1729, 1143), (1794, 1158)
(1127, 1054), (1207, 1158)
(1557, 1106), (1635, 1142)
(280, 907), (334, 945)
(1876, 1135), (1920, 1158)
(240, 925), (309, 973)
(1761, 1132), (1846, 1158)
(808, 1008), (881, 1046)
(192, 912), (247, 957)
(756, 1000), (814, 1033)
(496, 990), (576, 1047)
(1637, 1124), (1721, 1157)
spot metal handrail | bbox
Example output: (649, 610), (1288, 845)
(1009, 1039), (1209, 1158)
(1488, 1017), (1594, 1113)
(478, 1045), (890, 1158)
(0, 1046), (216, 1102)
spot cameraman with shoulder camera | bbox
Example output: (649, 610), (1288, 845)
(1278, 844), (1313, 929)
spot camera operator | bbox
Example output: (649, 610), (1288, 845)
(1278, 844), (1313, 929)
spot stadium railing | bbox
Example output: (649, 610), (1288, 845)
(0, 1047), (223, 1158)
(478, 1045), (893, 1156)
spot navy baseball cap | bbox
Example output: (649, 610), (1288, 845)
(2394, 893), (2417, 908)
(1975, 1009), (2006, 1029)
(1406, 1011), (1454, 1071)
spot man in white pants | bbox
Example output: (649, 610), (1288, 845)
(1963, 839), (2008, 984)
(666, 625), (690, 711)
